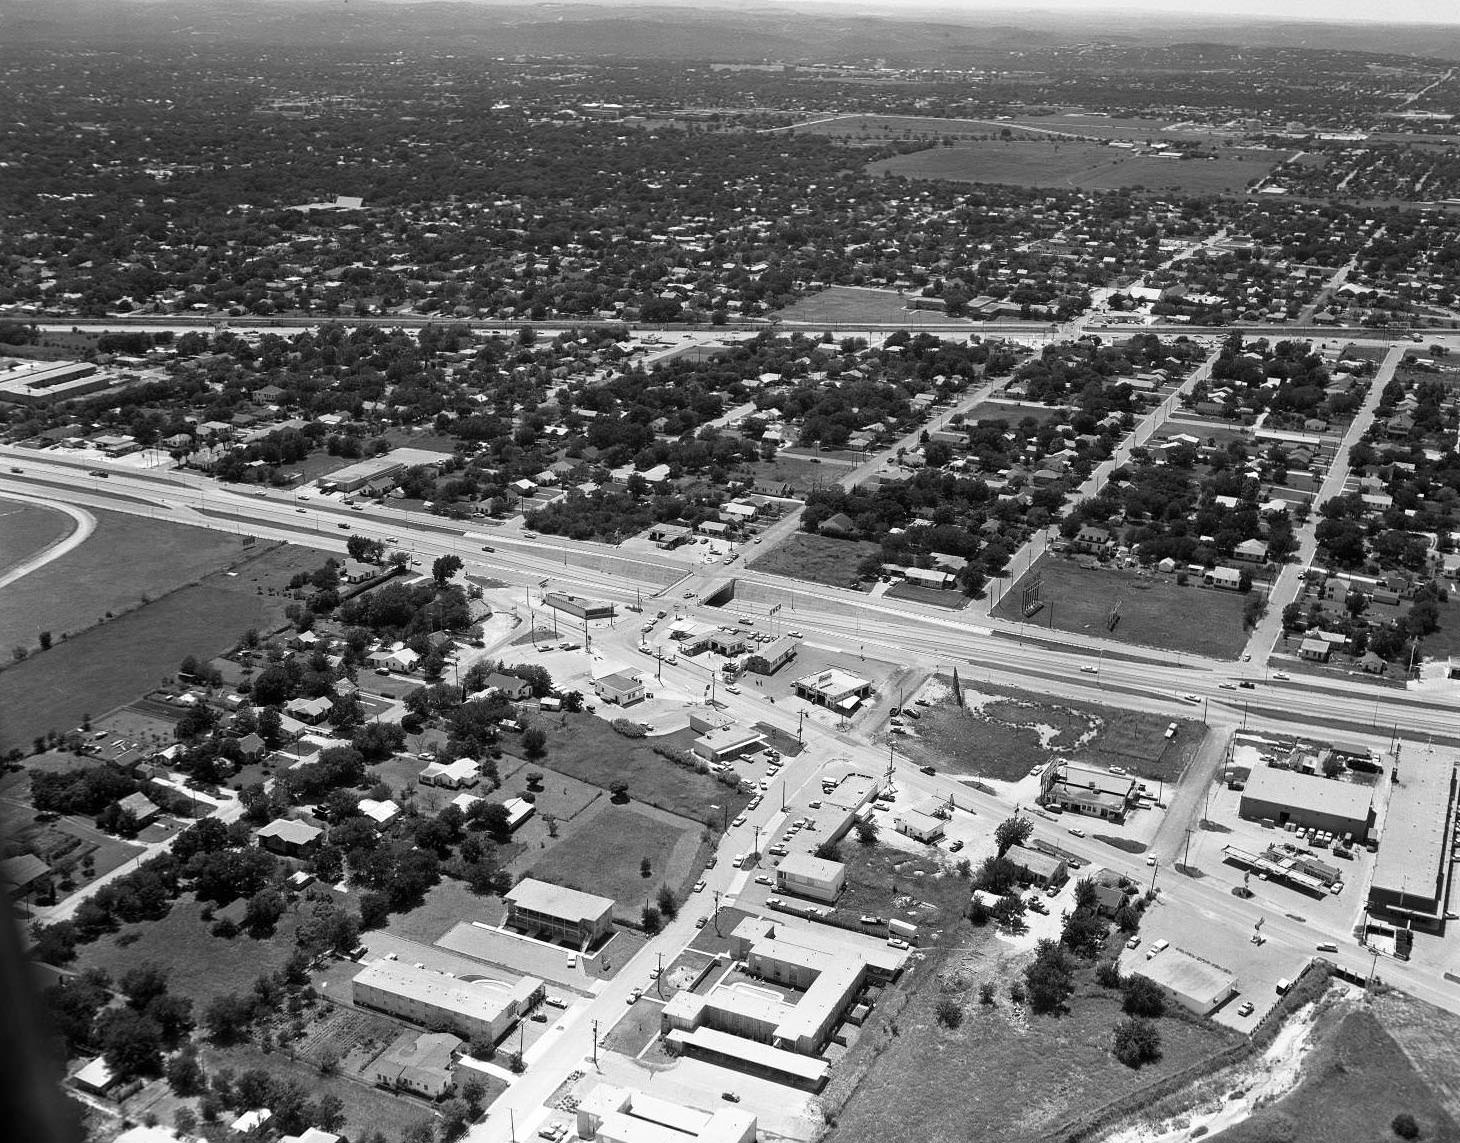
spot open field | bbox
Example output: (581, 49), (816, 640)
(528, 801), (701, 918)
(770, 285), (978, 328)
(967, 401), (1067, 425)
(498, 713), (750, 822)
(0, 495), (72, 577)
(385, 877), (504, 945)
(74, 894), (312, 1008)
(0, 541), (321, 753)
(827, 928), (1242, 1143)
(0, 582), (273, 753)
(0, 506), (247, 651)
(746, 531), (880, 589)
(743, 455), (844, 496)
(789, 112), (1245, 146)
(993, 555), (1252, 659)
(882, 581), (969, 610)
(832, 845), (971, 932)
(1212, 1004), (1460, 1143)
(894, 676), (1206, 783)
(866, 140), (1287, 195)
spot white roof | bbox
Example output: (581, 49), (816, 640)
(506, 877), (615, 924)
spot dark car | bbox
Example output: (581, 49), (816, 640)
(1238, 681), (1256, 689)
(919, 765), (937, 776)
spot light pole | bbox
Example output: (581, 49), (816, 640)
(712, 891), (722, 936)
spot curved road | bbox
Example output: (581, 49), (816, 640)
(0, 493), (94, 592)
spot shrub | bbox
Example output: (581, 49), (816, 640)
(978, 981), (996, 1006)
(1392, 1113), (1420, 1140)
(934, 997), (963, 1028)
(611, 719), (645, 738)
(1112, 1017), (1162, 1068)
(1122, 976), (1166, 1018)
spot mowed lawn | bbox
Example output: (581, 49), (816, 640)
(0, 496), (73, 577)
(867, 139), (1285, 195)
(828, 935), (1241, 1143)
(74, 895), (312, 1009)
(0, 506), (246, 651)
(993, 555), (1250, 659)
(528, 802), (701, 917)
(747, 531), (879, 589)
(0, 582), (273, 753)
(498, 714), (750, 822)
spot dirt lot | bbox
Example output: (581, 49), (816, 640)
(994, 555), (1252, 660)
(891, 676), (1206, 784)
(746, 531), (880, 589)
(867, 139), (1286, 196)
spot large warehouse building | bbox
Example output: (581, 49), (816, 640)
(1368, 752), (1456, 930)
(1238, 765), (1376, 840)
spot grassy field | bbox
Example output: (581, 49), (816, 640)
(75, 894), (311, 1008)
(498, 713), (750, 822)
(746, 531), (880, 589)
(385, 877), (505, 945)
(0, 506), (248, 652)
(1213, 1006), (1459, 1143)
(0, 496), (73, 577)
(0, 583), (273, 753)
(790, 112), (1243, 147)
(894, 676), (1206, 783)
(743, 455), (845, 496)
(771, 285), (979, 327)
(0, 540), (321, 753)
(866, 139), (1285, 195)
(993, 555), (1251, 660)
(828, 928), (1241, 1143)
(528, 802), (699, 917)
(882, 581), (969, 610)
(966, 402), (1066, 426)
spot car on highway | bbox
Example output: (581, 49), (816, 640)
(787, 630), (802, 638)
(1239, 681), (1256, 689)
(1272, 672), (1290, 680)
(9, 466), (22, 474)
(1179, 693), (1200, 704)
(919, 765), (937, 776)
(296, 507), (306, 513)
(482, 545), (495, 552)
(1079, 665), (1098, 674)
(88, 469), (109, 478)
(1237, 1001), (1255, 1017)
(1218, 682), (1236, 690)
(337, 522), (351, 529)
(523, 531), (538, 539)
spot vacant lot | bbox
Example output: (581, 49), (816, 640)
(743, 455), (843, 496)
(498, 714), (750, 822)
(385, 877), (505, 945)
(895, 677), (1205, 783)
(993, 555), (1251, 659)
(828, 932), (1241, 1143)
(1213, 1005), (1459, 1143)
(883, 581), (969, 610)
(771, 285), (978, 328)
(747, 531), (879, 589)
(867, 139), (1286, 195)
(75, 895), (312, 1008)
(966, 402), (1066, 426)
(0, 507), (246, 652)
(0, 583), (273, 753)
(528, 802), (700, 918)
(0, 496), (72, 577)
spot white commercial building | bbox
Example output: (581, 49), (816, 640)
(775, 852), (846, 903)
(351, 959), (542, 1044)
(576, 1084), (756, 1143)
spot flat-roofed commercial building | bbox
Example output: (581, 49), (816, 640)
(1133, 947), (1238, 1016)
(692, 724), (765, 765)
(662, 914), (906, 1072)
(575, 1084), (756, 1143)
(1369, 754), (1456, 929)
(1005, 843), (1068, 889)
(504, 877), (615, 947)
(792, 668), (872, 713)
(0, 360), (111, 405)
(775, 852), (846, 904)
(1042, 762), (1138, 821)
(1238, 765), (1375, 841)
(351, 960), (542, 1044)
(317, 446), (450, 493)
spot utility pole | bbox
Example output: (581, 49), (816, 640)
(712, 891), (722, 936)
(591, 1020), (599, 1068)
(1182, 827), (1193, 869)
(656, 952), (665, 998)
(1148, 858), (1158, 894)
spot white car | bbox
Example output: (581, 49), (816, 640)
(725, 684), (741, 695)
(693, 880), (706, 893)
(1179, 693), (1200, 704)
(1079, 665), (1098, 674)
(733, 815), (747, 827)
(755, 874), (772, 886)
(1273, 672), (1290, 681)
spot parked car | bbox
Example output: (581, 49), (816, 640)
(693, 879), (706, 893)
(1237, 1001), (1255, 1017)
